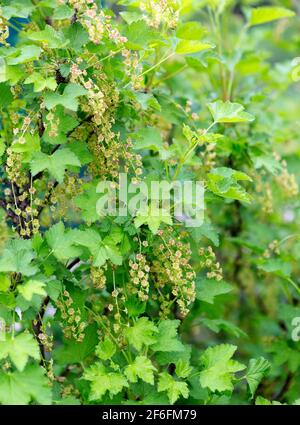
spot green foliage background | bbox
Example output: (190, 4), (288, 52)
(0, 0), (299, 405)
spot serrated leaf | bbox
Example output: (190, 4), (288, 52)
(134, 206), (172, 234)
(45, 222), (82, 262)
(18, 280), (47, 301)
(0, 332), (40, 371)
(84, 362), (128, 401)
(124, 317), (158, 351)
(124, 356), (156, 385)
(152, 320), (185, 352)
(157, 372), (189, 404)
(0, 365), (51, 405)
(196, 278), (232, 304)
(24, 72), (57, 92)
(208, 100), (255, 123)
(199, 344), (246, 393)
(30, 148), (81, 183)
(246, 357), (271, 399)
(0, 240), (37, 276)
(44, 83), (87, 111)
(27, 25), (69, 48)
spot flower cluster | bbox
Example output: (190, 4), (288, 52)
(0, 15), (9, 46)
(90, 265), (107, 290)
(263, 240), (280, 259)
(122, 49), (144, 90)
(199, 246), (223, 281)
(50, 174), (83, 219)
(128, 254), (150, 302)
(69, 0), (127, 45)
(140, 0), (179, 29)
(151, 229), (196, 317)
(56, 290), (87, 342)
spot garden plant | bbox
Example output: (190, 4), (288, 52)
(0, 0), (300, 406)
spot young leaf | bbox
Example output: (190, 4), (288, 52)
(246, 358), (271, 399)
(18, 280), (47, 301)
(249, 7), (295, 27)
(0, 332), (40, 371)
(124, 356), (156, 385)
(176, 22), (207, 40)
(96, 337), (116, 361)
(152, 320), (185, 352)
(124, 317), (158, 351)
(208, 100), (255, 123)
(84, 363), (128, 401)
(199, 344), (246, 393)
(176, 40), (214, 55)
(158, 372), (189, 404)
(24, 72), (57, 92)
(134, 205), (172, 234)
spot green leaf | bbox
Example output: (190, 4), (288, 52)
(124, 317), (158, 351)
(124, 21), (162, 50)
(246, 357), (271, 399)
(0, 365), (51, 405)
(44, 83), (87, 111)
(53, 5), (73, 20)
(200, 318), (247, 338)
(1, 1), (34, 19)
(199, 344), (246, 393)
(24, 72), (57, 92)
(0, 240), (37, 276)
(175, 359), (193, 379)
(65, 23), (89, 51)
(75, 181), (99, 224)
(124, 356), (156, 385)
(196, 278), (232, 304)
(6, 45), (41, 65)
(84, 362), (128, 401)
(18, 280), (47, 301)
(176, 22), (207, 40)
(30, 148), (81, 183)
(11, 133), (40, 161)
(133, 127), (163, 151)
(134, 205), (172, 234)
(207, 167), (252, 203)
(96, 337), (116, 361)
(74, 228), (123, 267)
(54, 324), (98, 364)
(176, 40), (214, 55)
(157, 372), (189, 404)
(0, 273), (10, 292)
(27, 25), (69, 48)
(208, 100), (255, 123)
(0, 83), (13, 108)
(45, 222), (82, 262)
(152, 320), (185, 352)
(0, 332), (40, 371)
(249, 7), (295, 27)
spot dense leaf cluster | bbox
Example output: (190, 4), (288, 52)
(0, 0), (299, 405)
